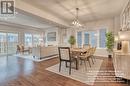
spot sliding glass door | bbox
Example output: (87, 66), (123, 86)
(25, 33), (32, 47)
(33, 34), (40, 46)
(0, 32), (18, 56)
(0, 33), (7, 56)
(25, 33), (42, 47)
(7, 33), (18, 54)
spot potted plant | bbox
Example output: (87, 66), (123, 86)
(68, 35), (76, 48)
(106, 32), (114, 58)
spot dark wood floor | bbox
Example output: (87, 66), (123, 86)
(0, 56), (129, 86)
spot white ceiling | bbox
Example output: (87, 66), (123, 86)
(0, 10), (56, 29)
(22, 0), (128, 23)
(0, 0), (128, 28)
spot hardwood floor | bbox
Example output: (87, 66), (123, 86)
(0, 56), (129, 86)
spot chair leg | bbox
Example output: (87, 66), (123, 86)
(66, 61), (68, 67)
(93, 56), (96, 62)
(88, 59), (91, 67)
(69, 62), (71, 75)
(75, 59), (78, 70)
(83, 60), (87, 71)
(59, 61), (61, 72)
(91, 57), (94, 64)
(80, 60), (83, 65)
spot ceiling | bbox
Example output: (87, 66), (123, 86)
(22, 0), (128, 24)
(0, 0), (128, 28)
(0, 9), (57, 29)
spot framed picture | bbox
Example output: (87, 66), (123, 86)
(47, 32), (56, 41)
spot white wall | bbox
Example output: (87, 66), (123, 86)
(85, 17), (120, 57)
(66, 17), (120, 57)
(0, 17), (120, 57)
(85, 18), (114, 31)
(113, 16), (121, 35)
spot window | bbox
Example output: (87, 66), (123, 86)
(99, 29), (106, 48)
(84, 31), (97, 47)
(77, 32), (82, 48)
(25, 34), (32, 47)
(0, 32), (18, 55)
(7, 33), (18, 54)
(90, 31), (97, 47)
(84, 32), (89, 45)
(33, 34), (40, 46)
(77, 28), (106, 48)
(0, 33), (6, 55)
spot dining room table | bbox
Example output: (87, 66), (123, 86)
(71, 48), (87, 53)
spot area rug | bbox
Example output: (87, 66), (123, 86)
(46, 59), (103, 85)
(13, 54), (57, 62)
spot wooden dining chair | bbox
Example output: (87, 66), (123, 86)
(16, 45), (21, 54)
(58, 47), (78, 75)
(82, 44), (91, 55)
(83, 44), (91, 49)
(91, 47), (96, 62)
(79, 48), (91, 70)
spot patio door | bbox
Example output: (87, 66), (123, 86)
(7, 33), (18, 55)
(0, 32), (7, 56)
(0, 32), (18, 56)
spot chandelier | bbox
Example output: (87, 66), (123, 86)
(71, 0), (82, 27)
(72, 8), (82, 27)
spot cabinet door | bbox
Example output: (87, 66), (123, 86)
(122, 55), (130, 79)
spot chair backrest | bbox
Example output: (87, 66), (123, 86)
(84, 48), (91, 57)
(58, 47), (71, 60)
(83, 44), (91, 49)
(17, 45), (23, 52)
(20, 45), (24, 51)
(92, 47), (96, 55)
(89, 48), (94, 55)
(17, 45), (20, 51)
(90, 47), (96, 55)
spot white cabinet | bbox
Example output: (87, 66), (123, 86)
(113, 51), (130, 80)
(32, 46), (58, 59)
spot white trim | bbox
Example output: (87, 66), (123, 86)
(98, 47), (107, 50)
(76, 27), (107, 48)
(94, 55), (108, 58)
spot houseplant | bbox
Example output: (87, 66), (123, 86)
(106, 32), (114, 58)
(68, 35), (76, 48)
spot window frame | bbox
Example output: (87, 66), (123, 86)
(76, 31), (82, 48)
(76, 28), (107, 49)
(24, 33), (33, 47)
(99, 29), (107, 49)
